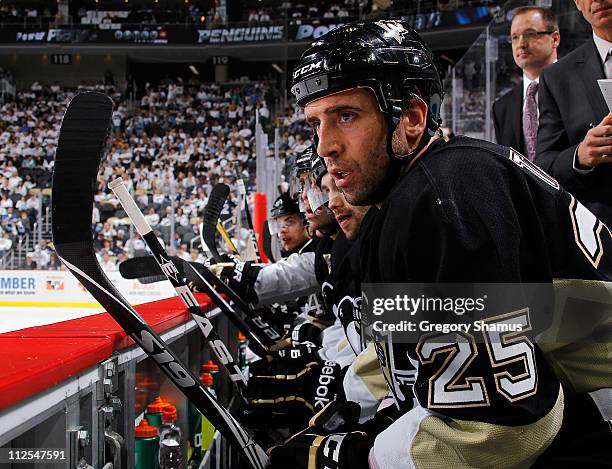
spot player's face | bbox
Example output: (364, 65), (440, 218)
(575, 0), (612, 31)
(305, 88), (389, 206)
(276, 213), (309, 252)
(511, 11), (559, 73)
(321, 173), (370, 241)
(300, 172), (336, 235)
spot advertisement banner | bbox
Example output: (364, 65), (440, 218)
(0, 270), (176, 308)
(0, 7), (495, 46)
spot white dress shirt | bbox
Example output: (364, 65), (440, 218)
(592, 31), (612, 75)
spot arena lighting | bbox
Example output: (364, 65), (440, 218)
(189, 65), (199, 75)
(271, 63), (283, 74)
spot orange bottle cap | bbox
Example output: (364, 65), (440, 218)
(146, 396), (168, 414)
(200, 372), (214, 386)
(162, 404), (177, 422)
(238, 332), (247, 341)
(200, 360), (219, 372)
(135, 419), (158, 438)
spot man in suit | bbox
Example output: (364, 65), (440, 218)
(537, 0), (612, 227)
(492, 6), (559, 158)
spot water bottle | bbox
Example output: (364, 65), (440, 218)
(200, 360), (220, 393)
(159, 405), (184, 469)
(238, 332), (248, 373)
(135, 418), (159, 469)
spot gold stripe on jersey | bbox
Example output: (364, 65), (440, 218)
(568, 194), (606, 269)
(337, 338), (349, 353)
(410, 386), (563, 468)
(352, 344), (389, 401)
(539, 279), (612, 393)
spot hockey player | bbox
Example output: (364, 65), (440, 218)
(266, 18), (612, 468)
(269, 191), (311, 256)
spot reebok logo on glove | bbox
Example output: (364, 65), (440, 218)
(315, 361), (339, 410)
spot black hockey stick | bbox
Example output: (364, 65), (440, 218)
(201, 183), (230, 262)
(108, 178), (275, 356)
(237, 177), (262, 262)
(52, 92), (268, 469)
(119, 255), (282, 347)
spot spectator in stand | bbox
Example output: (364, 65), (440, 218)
(248, 10), (259, 24)
(190, 248), (204, 263)
(0, 192), (12, 210)
(259, 10), (271, 22)
(126, 233), (147, 256)
(0, 232), (12, 252)
(175, 244), (190, 261)
(24, 252), (36, 269)
(30, 241), (50, 269)
(100, 252), (117, 271)
(47, 252), (61, 270)
(144, 207), (160, 227)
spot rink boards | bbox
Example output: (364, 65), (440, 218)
(0, 269), (176, 333)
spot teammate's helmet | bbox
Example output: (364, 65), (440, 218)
(289, 145), (315, 201)
(295, 145), (314, 174)
(310, 149), (327, 186)
(290, 19), (443, 161)
(270, 191), (300, 219)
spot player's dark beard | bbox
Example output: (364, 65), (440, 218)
(344, 156), (402, 206)
(342, 140), (392, 205)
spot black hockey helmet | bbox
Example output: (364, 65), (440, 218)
(295, 145), (315, 174)
(290, 19), (443, 162)
(270, 191), (300, 219)
(310, 150), (327, 186)
(289, 145), (316, 199)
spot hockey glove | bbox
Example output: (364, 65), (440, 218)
(266, 401), (372, 469)
(242, 354), (342, 428)
(288, 318), (329, 347)
(208, 259), (262, 303)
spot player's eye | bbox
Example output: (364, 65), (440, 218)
(339, 112), (355, 123)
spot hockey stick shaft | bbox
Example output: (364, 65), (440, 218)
(202, 183), (229, 262)
(237, 178), (262, 262)
(109, 178), (250, 387)
(217, 222), (239, 255)
(119, 256), (281, 347)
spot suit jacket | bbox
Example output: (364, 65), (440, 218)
(492, 82), (525, 155)
(536, 38), (612, 227)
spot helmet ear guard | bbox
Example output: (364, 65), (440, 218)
(385, 89), (441, 163)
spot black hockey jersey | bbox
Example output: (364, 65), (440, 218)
(363, 136), (612, 426)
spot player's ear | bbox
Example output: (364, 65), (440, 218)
(393, 97), (428, 153)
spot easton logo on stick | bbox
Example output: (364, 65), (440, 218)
(159, 254), (180, 282)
